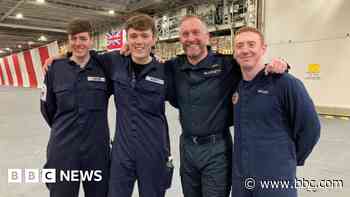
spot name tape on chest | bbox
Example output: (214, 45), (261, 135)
(211, 64), (222, 68)
(87, 76), (106, 82)
(203, 68), (222, 76)
(145, 76), (164, 85)
(257, 89), (269, 94)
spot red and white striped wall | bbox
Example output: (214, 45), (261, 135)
(0, 41), (59, 88)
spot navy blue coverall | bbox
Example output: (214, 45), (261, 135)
(99, 52), (173, 197)
(40, 55), (111, 197)
(232, 70), (321, 197)
(165, 51), (241, 197)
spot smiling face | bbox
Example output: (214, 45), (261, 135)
(234, 31), (266, 70)
(68, 32), (93, 59)
(179, 17), (209, 64)
(127, 28), (156, 63)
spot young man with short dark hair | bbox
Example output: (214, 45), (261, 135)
(100, 14), (173, 197)
(41, 19), (111, 197)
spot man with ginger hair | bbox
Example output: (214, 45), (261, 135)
(231, 26), (320, 197)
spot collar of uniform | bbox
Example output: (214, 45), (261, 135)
(128, 56), (157, 78)
(246, 68), (266, 85)
(180, 49), (215, 71)
(68, 57), (93, 70)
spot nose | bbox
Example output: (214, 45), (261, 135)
(186, 32), (197, 43)
(239, 45), (250, 54)
(74, 38), (83, 46)
(134, 36), (143, 45)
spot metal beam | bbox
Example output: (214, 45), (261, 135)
(25, 0), (127, 16)
(127, 0), (162, 12)
(7, 15), (67, 25)
(0, 0), (26, 22)
(0, 23), (66, 33)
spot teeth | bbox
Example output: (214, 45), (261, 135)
(188, 45), (198, 48)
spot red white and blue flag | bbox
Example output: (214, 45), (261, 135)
(106, 30), (126, 51)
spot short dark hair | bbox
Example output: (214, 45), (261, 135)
(124, 14), (156, 36)
(67, 18), (93, 36)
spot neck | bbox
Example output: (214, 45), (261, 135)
(241, 62), (265, 81)
(187, 50), (208, 65)
(71, 53), (90, 68)
(131, 55), (152, 65)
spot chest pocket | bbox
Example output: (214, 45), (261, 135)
(87, 82), (108, 110)
(54, 85), (75, 112)
(201, 66), (224, 79)
(137, 80), (165, 115)
(255, 88), (277, 109)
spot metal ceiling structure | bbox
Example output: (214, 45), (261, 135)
(0, 0), (201, 57)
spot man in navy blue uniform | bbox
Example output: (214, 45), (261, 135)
(100, 15), (173, 197)
(164, 16), (288, 197)
(40, 19), (111, 197)
(231, 27), (321, 197)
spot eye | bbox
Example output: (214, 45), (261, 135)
(182, 31), (189, 37)
(141, 33), (150, 38)
(235, 43), (243, 49)
(192, 30), (200, 36)
(129, 33), (137, 39)
(248, 42), (256, 47)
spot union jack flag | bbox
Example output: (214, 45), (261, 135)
(106, 30), (125, 51)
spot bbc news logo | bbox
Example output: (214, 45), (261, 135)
(8, 169), (103, 183)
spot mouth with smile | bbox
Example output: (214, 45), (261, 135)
(185, 44), (200, 49)
(133, 46), (147, 53)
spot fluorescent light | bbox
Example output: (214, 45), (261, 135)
(36, 0), (45, 3)
(38, 35), (48, 41)
(15, 13), (23, 19)
(108, 10), (115, 15)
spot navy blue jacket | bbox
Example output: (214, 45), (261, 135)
(40, 56), (111, 158)
(100, 52), (171, 161)
(165, 51), (241, 136)
(232, 70), (320, 178)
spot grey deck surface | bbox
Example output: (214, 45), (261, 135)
(0, 87), (348, 197)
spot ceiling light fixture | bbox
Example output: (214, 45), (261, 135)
(36, 0), (45, 3)
(108, 10), (115, 15)
(38, 35), (48, 41)
(15, 13), (23, 19)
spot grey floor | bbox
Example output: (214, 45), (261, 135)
(0, 86), (349, 197)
